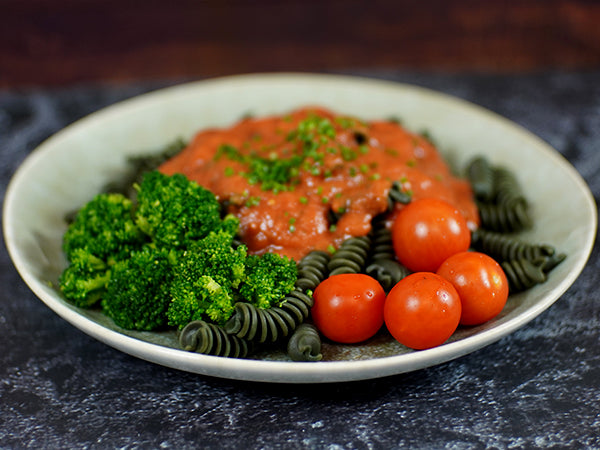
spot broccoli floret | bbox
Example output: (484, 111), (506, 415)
(181, 230), (247, 288)
(101, 244), (177, 331)
(239, 253), (297, 309)
(63, 192), (145, 263)
(59, 248), (111, 308)
(167, 230), (247, 327)
(220, 213), (241, 237)
(167, 275), (234, 328)
(134, 171), (224, 248)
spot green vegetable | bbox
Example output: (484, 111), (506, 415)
(62, 192), (145, 263)
(167, 230), (247, 328)
(59, 248), (111, 308)
(59, 170), (299, 333)
(167, 275), (235, 328)
(134, 171), (223, 248)
(102, 244), (177, 331)
(239, 252), (297, 310)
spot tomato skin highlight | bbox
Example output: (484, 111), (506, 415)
(384, 272), (461, 350)
(437, 251), (509, 326)
(311, 274), (386, 344)
(391, 198), (471, 272)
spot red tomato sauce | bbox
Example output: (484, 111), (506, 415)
(159, 107), (479, 260)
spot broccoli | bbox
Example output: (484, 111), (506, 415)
(59, 169), (301, 334)
(239, 252), (297, 309)
(220, 213), (242, 238)
(167, 275), (234, 328)
(59, 248), (111, 308)
(102, 244), (177, 331)
(167, 230), (247, 328)
(134, 171), (224, 248)
(63, 192), (146, 263)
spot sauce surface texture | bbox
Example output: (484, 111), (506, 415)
(159, 107), (478, 260)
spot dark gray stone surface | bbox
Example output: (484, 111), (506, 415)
(1, 71), (599, 449)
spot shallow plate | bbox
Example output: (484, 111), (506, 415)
(3, 73), (596, 383)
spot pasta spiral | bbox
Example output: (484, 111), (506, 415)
(500, 258), (548, 293)
(471, 229), (557, 263)
(327, 235), (371, 275)
(224, 289), (314, 343)
(365, 215), (410, 292)
(466, 156), (495, 202)
(179, 320), (253, 358)
(388, 180), (412, 207)
(476, 200), (532, 233)
(467, 156), (533, 232)
(368, 215), (395, 261)
(493, 166), (528, 208)
(294, 250), (331, 292)
(287, 323), (323, 362)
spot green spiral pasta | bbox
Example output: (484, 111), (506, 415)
(493, 166), (528, 208)
(476, 199), (532, 233)
(500, 258), (549, 293)
(327, 235), (372, 275)
(467, 156), (533, 232)
(368, 215), (395, 261)
(287, 323), (323, 362)
(471, 228), (558, 263)
(294, 250), (331, 292)
(537, 251), (567, 273)
(388, 180), (412, 208)
(179, 320), (253, 358)
(224, 289), (314, 343)
(466, 156), (495, 202)
(365, 215), (410, 292)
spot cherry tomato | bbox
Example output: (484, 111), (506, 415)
(437, 251), (509, 326)
(384, 272), (461, 350)
(391, 198), (471, 272)
(311, 274), (386, 344)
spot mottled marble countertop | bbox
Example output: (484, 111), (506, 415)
(1, 71), (599, 449)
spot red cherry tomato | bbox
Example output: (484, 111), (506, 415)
(391, 198), (471, 272)
(384, 272), (461, 350)
(437, 251), (509, 326)
(312, 274), (386, 344)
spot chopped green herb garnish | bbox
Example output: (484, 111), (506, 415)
(245, 196), (261, 207)
(341, 146), (358, 162)
(214, 113), (375, 192)
(335, 117), (356, 129)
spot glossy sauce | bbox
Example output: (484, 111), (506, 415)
(159, 107), (479, 260)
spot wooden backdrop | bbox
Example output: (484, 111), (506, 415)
(1, 0), (599, 87)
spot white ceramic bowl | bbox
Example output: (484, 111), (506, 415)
(3, 73), (596, 383)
